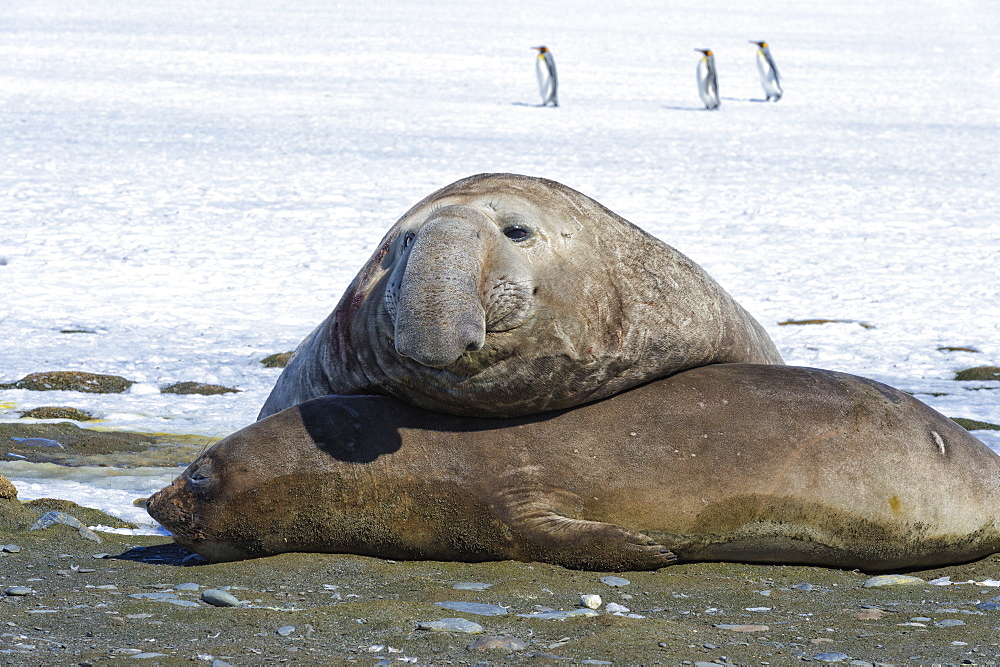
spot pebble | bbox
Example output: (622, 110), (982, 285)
(605, 602), (630, 614)
(453, 582), (491, 591)
(201, 589), (242, 607)
(579, 594), (602, 609)
(417, 618), (484, 633)
(175, 582), (201, 591)
(3, 586), (34, 596)
(210, 660), (232, 667)
(276, 625), (296, 637)
(934, 619), (966, 627)
(792, 582), (814, 591)
(862, 574), (925, 588)
(132, 653), (169, 659)
(467, 635), (527, 651)
(516, 609), (599, 620)
(746, 606), (772, 612)
(2, 544), (20, 553)
(813, 652), (850, 663)
(435, 601), (508, 616)
(599, 576), (630, 587)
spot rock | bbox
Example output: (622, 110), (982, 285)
(516, 609), (599, 620)
(161, 382), (241, 395)
(778, 318), (874, 329)
(792, 582), (814, 591)
(28, 509), (103, 542)
(418, 618), (484, 633)
(0, 371), (133, 393)
(0, 475), (18, 500)
(605, 602), (630, 614)
(955, 366), (1000, 381)
(3, 586), (34, 596)
(201, 589), (242, 607)
(934, 619), (966, 627)
(260, 352), (293, 368)
(714, 624), (770, 632)
(467, 635), (527, 651)
(579, 594), (602, 610)
(857, 608), (886, 620)
(976, 601), (1000, 611)
(3, 544), (21, 553)
(174, 582), (201, 591)
(130, 592), (181, 600)
(599, 576), (629, 587)
(813, 652), (851, 663)
(435, 601), (508, 616)
(164, 599), (201, 608)
(951, 417), (1000, 431)
(10, 436), (66, 448)
(30, 509), (83, 529)
(132, 652), (169, 659)
(453, 582), (491, 591)
(276, 625), (296, 637)
(25, 499), (136, 530)
(862, 574), (925, 588)
(938, 346), (980, 353)
(19, 406), (96, 421)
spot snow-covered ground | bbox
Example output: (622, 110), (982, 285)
(1, 0), (998, 531)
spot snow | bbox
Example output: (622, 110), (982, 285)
(1, 0), (998, 530)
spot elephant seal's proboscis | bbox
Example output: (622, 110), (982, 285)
(258, 173), (782, 419)
(149, 365), (1000, 571)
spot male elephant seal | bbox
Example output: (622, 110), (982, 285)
(258, 173), (782, 419)
(150, 364), (1000, 571)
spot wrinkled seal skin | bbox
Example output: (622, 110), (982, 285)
(258, 173), (782, 419)
(150, 365), (1000, 571)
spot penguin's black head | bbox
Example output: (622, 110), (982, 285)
(533, 45), (549, 53)
(695, 48), (713, 56)
(751, 41), (768, 48)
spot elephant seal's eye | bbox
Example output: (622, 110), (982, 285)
(503, 225), (531, 242)
(402, 232), (415, 248)
(188, 463), (212, 484)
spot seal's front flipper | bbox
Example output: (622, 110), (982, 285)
(507, 506), (677, 571)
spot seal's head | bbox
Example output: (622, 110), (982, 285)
(259, 173), (783, 418)
(145, 407), (326, 562)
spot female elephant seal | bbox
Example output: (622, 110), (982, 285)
(258, 173), (782, 419)
(150, 364), (1000, 571)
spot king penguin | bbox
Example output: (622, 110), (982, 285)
(532, 45), (558, 107)
(694, 48), (720, 110)
(750, 40), (782, 101)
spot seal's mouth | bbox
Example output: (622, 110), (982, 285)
(145, 487), (205, 542)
